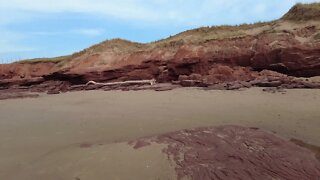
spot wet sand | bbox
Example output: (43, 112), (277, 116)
(0, 88), (319, 179)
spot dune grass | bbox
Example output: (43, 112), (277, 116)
(16, 55), (72, 64)
(282, 3), (320, 21)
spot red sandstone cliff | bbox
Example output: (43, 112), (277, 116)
(1, 3), (320, 91)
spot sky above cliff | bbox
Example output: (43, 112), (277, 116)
(0, 0), (318, 63)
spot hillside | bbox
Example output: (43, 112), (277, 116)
(282, 3), (320, 21)
(1, 2), (320, 93)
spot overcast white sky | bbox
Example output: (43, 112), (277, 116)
(0, 0), (318, 62)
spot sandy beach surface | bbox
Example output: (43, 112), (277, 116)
(0, 88), (319, 180)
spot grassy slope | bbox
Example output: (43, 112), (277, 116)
(14, 39), (144, 64)
(282, 3), (320, 21)
(14, 2), (320, 64)
(17, 55), (72, 64)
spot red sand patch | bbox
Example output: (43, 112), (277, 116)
(79, 143), (93, 148)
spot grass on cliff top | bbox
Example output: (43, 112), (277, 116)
(16, 2), (320, 64)
(151, 21), (274, 48)
(282, 2), (320, 21)
(72, 38), (145, 56)
(15, 39), (144, 64)
(16, 55), (72, 64)
(12, 21), (275, 64)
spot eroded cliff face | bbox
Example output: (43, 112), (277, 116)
(0, 62), (58, 87)
(1, 3), (320, 92)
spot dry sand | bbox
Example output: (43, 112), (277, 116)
(0, 88), (319, 180)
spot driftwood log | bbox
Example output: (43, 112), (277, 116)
(86, 79), (156, 86)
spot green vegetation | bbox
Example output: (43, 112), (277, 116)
(73, 38), (145, 56)
(15, 39), (144, 64)
(150, 21), (278, 48)
(16, 55), (72, 64)
(282, 3), (320, 21)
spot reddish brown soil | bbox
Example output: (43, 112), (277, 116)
(131, 126), (320, 180)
